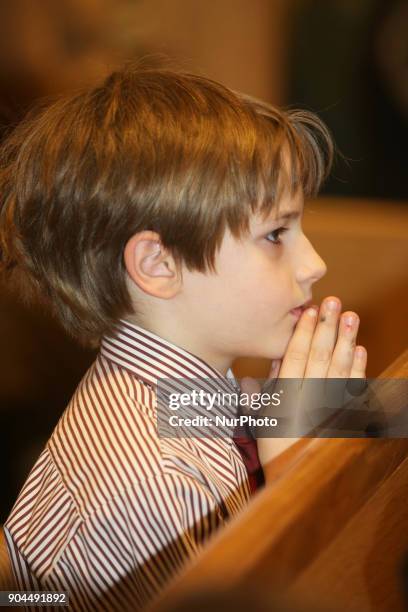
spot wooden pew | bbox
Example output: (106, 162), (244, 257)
(149, 349), (408, 612)
(0, 525), (15, 612)
(0, 526), (14, 590)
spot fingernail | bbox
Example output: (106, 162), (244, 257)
(306, 307), (318, 317)
(327, 299), (340, 311)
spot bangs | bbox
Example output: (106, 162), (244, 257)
(223, 95), (334, 239)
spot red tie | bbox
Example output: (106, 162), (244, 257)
(233, 424), (265, 494)
(227, 375), (265, 494)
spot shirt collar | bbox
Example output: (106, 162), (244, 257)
(100, 318), (240, 396)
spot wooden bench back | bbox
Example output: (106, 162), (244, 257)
(150, 349), (408, 612)
(0, 526), (15, 591)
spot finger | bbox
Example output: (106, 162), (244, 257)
(304, 297), (342, 378)
(279, 305), (319, 378)
(262, 359), (282, 395)
(327, 312), (360, 378)
(349, 345), (367, 378)
(267, 359), (282, 380)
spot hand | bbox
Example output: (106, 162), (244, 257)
(240, 296), (368, 466)
(272, 295), (367, 379)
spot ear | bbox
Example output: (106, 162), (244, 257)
(124, 231), (182, 299)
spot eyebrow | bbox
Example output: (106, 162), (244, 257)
(275, 210), (301, 221)
(254, 207), (303, 229)
(263, 209), (302, 225)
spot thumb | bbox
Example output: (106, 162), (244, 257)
(240, 376), (261, 396)
(239, 377), (261, 417)
(267, 359), (282, 380)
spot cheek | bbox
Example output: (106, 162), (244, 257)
(241, 265), (294, 321)
(230, 249), (288, 298)
(223, 264), (283, 320)
(215, 242), (293, 314)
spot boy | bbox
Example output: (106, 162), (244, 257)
(0, 63), (366, 610)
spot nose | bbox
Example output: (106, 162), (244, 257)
(294, 234), (327, 285)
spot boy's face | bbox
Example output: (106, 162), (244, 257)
(179, 187), (327, 368)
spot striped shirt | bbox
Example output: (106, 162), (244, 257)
(4, 320), (253, 611)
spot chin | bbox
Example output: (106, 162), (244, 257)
(259, 340), (287, 361)
(247, 344), (284, 361)
(235, 333), (287, 361)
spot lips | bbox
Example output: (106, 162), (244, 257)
(293, 298), (313, 311)
(289, 299), (313, 320)
(290, 307), (303, 319)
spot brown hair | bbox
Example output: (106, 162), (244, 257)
(0, 61), (334, 348)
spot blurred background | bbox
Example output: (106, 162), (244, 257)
(0, 0), (407, 521)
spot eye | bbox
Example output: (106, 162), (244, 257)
(265, 227), (288, 245)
